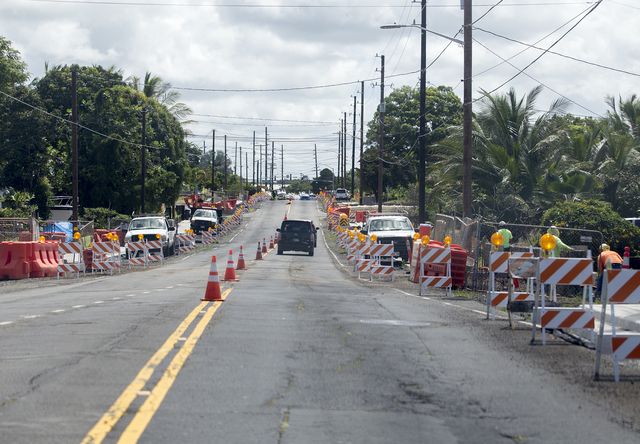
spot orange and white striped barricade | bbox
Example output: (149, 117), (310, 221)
(346, 238), (358, 265)
(356, 243), (372, 279)
(176, 233), (196, 255)
(533, 254), (594, 345)
(91, 241), (121, 275)
(201, 230), (216, 245)
(595, 269), (640, 381)
(370, 243), (395, 281)
(419, 247), (452, 297)
(57, 241), (85, 278)
(126, 241), (148, 268)
(146, 240), (164, 265)
(487, 251), (536, 321)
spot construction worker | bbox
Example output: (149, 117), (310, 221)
(547, 226), (572, 258)
(497, 221), (512, 251)
(597, 244), (623, 296)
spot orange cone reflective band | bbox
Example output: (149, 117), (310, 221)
(262, 238), (267, 254)
(269, 235), (274, 249)
(202, 255), (224, 301)
(274, 230), (279, 245)
(222, 249), (240, 281)
(256, 241), (263, 260)
(236, 245), (248, 270)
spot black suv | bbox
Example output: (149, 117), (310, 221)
(277, 219), (318, 256)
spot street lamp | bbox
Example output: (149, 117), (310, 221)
(381, 13), (469, 221)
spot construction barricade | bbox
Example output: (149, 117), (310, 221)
(126, 240), (148, 268)
(419, 247), (452, 297)
(532, 255), (595, 345)
(0, 241), (32, 280)
(91, 241), (121, 275)
(146, 240), (164, 265)
(370, 243), (395, 281)
(356, 242), (372, 279)
(201, 230), (216, 245)
(595, 269), (640, 382)
(30, 241), (59, 278)
(487, 250), (536, 321)
(57, 241), (85, 278)
(176, 233), (196, 255)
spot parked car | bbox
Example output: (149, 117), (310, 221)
(276, 219), (318, 256)
(124, 216), (176, 257)
(335, 188), (349, 201)
(360, 214), (417, 264)
(190, 208), (218, 237)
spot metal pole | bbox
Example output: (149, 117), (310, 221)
(419, 0), (427, 225)
(71, 70), (78, 222)
(224, 135), (227, 191)
(141, 109), (146, 213)
(378, 55), (385, 213)
(212, 130), (215, 192)
(462, 0), (473, 218)
(351, 99), (356, 198)
(359, 80), (364, 205)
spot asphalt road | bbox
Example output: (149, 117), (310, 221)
(2, 199), (640, 443)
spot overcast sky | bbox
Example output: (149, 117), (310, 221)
(1, 0), (638, 185)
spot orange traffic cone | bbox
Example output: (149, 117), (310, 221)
(624, 246), (630, 269)
(284, 212), (287, 220)
(269, 235), (274, 249)
(236, 245), (248, 270)
(222, 249), (240, 281)
(201, 255), (225, 301)
(262, 238), (267, 254)
(274, 231), (278, 245)
(256, 241), (263, 260)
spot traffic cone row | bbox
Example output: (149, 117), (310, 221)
(269, 235), (274, 249)
(236, 245), (247, 270)
(202, 256), (225, 301)
(262, 238), (267, 254)
(222, 249), (239, 282)
(256, 241), (263, 260)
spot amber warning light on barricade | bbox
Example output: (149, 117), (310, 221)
(444, 236), (452, 246)
(370, 234), (377, 242)
(491, 232), (504, 247)
(421, 235), (430, 245)
(540, 233), (556, 252)
(138, 234), (144, 240)
(413, 232), (420, 241)
(74, 232), (81, 240)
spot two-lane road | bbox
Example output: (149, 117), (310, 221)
(1, 199), (640, 443)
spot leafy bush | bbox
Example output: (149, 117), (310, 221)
(82, 207), (131, 230)
(540, 200), (640, 256)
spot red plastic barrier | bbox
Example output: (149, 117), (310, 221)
(228, 199), (237, 208)
(83, 248), (93, 267)
(356, 211), (364, 223)
(333, 207), (350, 215)
(451, 248), (468, 289)
(0, 242), (32, 280)
(30, 241), (59, 278)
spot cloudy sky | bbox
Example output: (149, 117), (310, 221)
(1, 0), (638, 185)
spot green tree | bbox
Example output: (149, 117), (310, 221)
(362, 85), (462, 200)
(0, 36), (29, 90)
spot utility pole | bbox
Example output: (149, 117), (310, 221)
(281, 145), (284, 191)
(271, 141), (275, 193)
(212, 130), (215, 192)
(338, 120), (342, 185)
(343, 113), (347, 188)
(264, 127), (268, 190)
(462, 0), (473, 218)
(314, 144), (318, 178)
(378, 55), (385, 213)
(71, 70), (78, 222)
(234, 142), (237, 175)
(351, 96), (356, 198)
(141, 108), (147, 213)
(240, 146), (243, 195)
(418, 0), (427, 224)
(246, 153), (248, 188)
(252, 131), (255, 186)
(224, 135), (228, 191)
(359, 80), (364, 205)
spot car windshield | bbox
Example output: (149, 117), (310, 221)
(130, 219), (164, 230)
(283, 221), (311, 233)
(369, 218), (413, 231)
(193, 209), (215, 218)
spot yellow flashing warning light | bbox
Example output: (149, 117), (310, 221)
(491, 232), (504, 247)
(156, 233), (162, 239)
(421, 235), (430, 245)
(540, 233), (556, 252)
(138, 234), (144, 240)
(413, 232), (420, 241)
(370, 234), (377, 242)
(444, 236), (452, 246)
(73, 232), (81, 240)
(39, 236), (45, 242)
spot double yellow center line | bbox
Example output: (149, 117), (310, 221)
(81, 288), (231, 444)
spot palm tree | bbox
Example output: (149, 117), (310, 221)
(127, 72), (194, 128)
